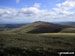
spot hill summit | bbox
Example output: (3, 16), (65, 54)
(10, 21), (69, 33)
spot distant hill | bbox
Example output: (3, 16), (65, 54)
(10, 21), (70, 33)
(0, 24), (28, 28)
(58, 22), (75, 27)
(0, 24), (29, 31)
(60, 28), (75, 33)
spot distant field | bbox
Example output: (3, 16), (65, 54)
(0, 28), (13, 31)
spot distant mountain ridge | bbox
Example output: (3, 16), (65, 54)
(0, 24), (29, 31)
(57, 22), (75, 27)
(0, 24), (28, 28)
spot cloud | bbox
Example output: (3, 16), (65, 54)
(0, 1), (75, 23)
(0, 3), (56, 23)
(33, 3), (41, 8)
(0, 8), (17, 18)
(56, 0), (75, 10)
(16, 0), (20, 4)
(53, 0), (75, 16)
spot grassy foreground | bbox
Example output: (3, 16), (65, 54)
(0, 32), (75, 56)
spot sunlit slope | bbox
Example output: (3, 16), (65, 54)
(60, 28), (75, 33)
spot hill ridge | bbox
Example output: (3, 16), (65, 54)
(9, 21), (70, 33)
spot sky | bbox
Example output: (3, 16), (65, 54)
(0, 0), (75, 24)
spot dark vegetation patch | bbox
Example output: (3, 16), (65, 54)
(27, 21), (69, 33)
(0, 47), (60, 56)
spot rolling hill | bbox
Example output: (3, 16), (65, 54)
(9, 21), (70, 33)
(60, 28), (75, 33)
(0, 24), (27, 28)
(59, 22), (75, 27)
(0, 24), (29, 31)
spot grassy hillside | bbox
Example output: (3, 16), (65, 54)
(8, 21), (69, 33)
(60, 28), (75, 33)
(0, 33), (75, 56)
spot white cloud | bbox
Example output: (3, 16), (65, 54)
(16, 0), (20, 4)
(56, 3), (61, 7)
(33, 3), (41, 8)
(0, 1), (75, 23)
(0, 8), (17, 18)
(0, 3), (57, 22)
(56, 0), (75, 10)
(53, 0), (75, 17)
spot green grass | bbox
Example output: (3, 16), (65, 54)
(0, 32), (75, 56)
(60, 28), (75, 33)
